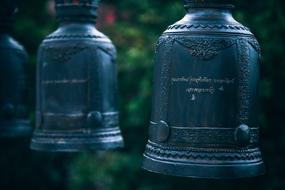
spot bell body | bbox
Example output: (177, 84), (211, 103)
(0, 0), (31, 138)
(30, 0), (124, 151)
(143, 0), (265, 178)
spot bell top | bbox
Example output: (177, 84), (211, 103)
(0, 0), (17, 32)
(183, 0), (235, 9)
(55, 0), (100, 23)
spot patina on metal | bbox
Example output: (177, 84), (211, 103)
(30, 0), (124, 151)
(0, 0), (32, 138)
(142, 0), (265, 178)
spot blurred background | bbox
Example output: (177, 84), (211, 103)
(1, 0), (285, 189)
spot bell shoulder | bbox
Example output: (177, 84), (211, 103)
(42, 24), (112, 44)
(162, 12), (254, 36)
(38, 24), (116, 61)
(0, 34), (27, 57)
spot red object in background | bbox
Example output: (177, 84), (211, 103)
(47, 0), (56, 18)
(96, 4), (116, 29)
(73, 0), (79, 4)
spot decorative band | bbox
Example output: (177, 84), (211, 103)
(149, 121), (259, 148)
(144, 141), (263, 162)
(32, 127), (122, 139)
(37, 111), (119, 128)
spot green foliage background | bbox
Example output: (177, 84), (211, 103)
(1, 0), (285, 189)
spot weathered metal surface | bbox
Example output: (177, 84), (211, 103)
(30, 0), (124, 151)
(0, 0), (32, 138)
(142, 0), (265, 178)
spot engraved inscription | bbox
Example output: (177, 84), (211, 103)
(42, 79), (88, 85)
(166, 38), (237, 125)
(171, 76), (235, 100)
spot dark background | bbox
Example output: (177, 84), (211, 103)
(1, 0), (285, 189)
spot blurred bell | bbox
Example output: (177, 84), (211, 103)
(30, 0), (124, 151)
(142, 0), (265, 178)
(0, 0), (32, 138)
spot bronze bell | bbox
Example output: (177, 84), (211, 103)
(30, 0), (124, 151)
(142, 0), (265, 178)
(0, 0), (32, 138)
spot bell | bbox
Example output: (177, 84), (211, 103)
(142, 0), (265, 178)
(0, 0), (32, 137)
(30, 0), (124, 151)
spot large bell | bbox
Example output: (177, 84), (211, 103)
(30, 0), (124, 151)
(0, 0), (32, 138)
(142, 0), (265, 178)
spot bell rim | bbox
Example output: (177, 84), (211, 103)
(142, 154), (265, 179)
(30, 127), (124, 152)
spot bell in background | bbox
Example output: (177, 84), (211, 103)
(0, 0), (32, 138)
(142, 0), (265, 178)
(30, 0), (124, 151)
